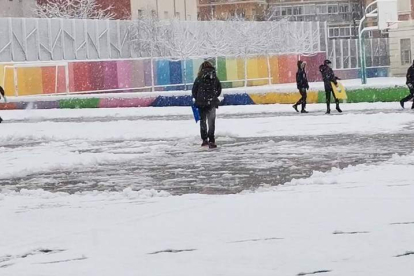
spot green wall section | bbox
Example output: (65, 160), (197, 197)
(59, 98), (100, 109)
(217, 57), (231, 89)
(317, 87), (408, 103)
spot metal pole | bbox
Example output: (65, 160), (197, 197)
(358, 9), (367, 84)
(358, 0), (379, 84)
(184, 0), (187, 21)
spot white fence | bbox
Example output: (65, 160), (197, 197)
(327, 38), (390, 70)
(0, 17), (326, 62)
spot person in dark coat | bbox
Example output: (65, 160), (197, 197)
(0, 86), (4, 123)
(192, 61), (222, 148)
(293, 60), (309, 113)
(319, 60), (342, 114)
(400, 60), (414, 109)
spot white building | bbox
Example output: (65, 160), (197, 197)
(389, 0), (414, 76)
(131, 0), (198, 20)
(0, 0), (36, 17)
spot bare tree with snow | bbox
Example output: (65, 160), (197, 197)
(157, 19), (203, 89)
(34, 0), (115, 20)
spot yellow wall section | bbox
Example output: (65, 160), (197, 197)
(226, 58), (244, 87)
(0, 66), (44, 96)
(236, 59), (245, 85)
(0, 65), (17, 96)
(250, 91), (319, 104)
(269, 57), (280, 84)
(255, 57), (268, 86)
(17, 68), (44, 96)
(226, 58), (238, 81)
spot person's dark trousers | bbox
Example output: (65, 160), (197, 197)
(401, 88), (414, 108)
(295, 88), (307, 111)
(199, 106), (216, 142)
(325, 89), (340, 111)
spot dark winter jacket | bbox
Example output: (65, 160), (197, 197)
(406, 65), (414, 86)
(192, 67), (222, 108)
(0, 86), (4, 97)
(296, 61), (309, 90)
(319, 64), (339, 92)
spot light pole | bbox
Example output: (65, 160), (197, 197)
(358, 1), (380, 84)
(184, 0), (187, 20)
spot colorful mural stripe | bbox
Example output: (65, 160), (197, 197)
(0, 87), (407, 111)
(1, 54), (332, 97)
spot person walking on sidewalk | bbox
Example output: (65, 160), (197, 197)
(0, 86), (5, 123)
(192, 61), (222, 149)
(319, 60), (342, 114)
(293, 60), (309, 113)
(400, 60), (414, 109)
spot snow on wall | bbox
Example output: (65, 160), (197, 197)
(0, 53), (391, 98)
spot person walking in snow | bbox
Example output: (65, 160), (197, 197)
(0, 86), (4, 123)
(400, 60), (414, 109)
(192, 61), (222, 149)
(319, 60), (342, 114)
(293, 60), (309, 113)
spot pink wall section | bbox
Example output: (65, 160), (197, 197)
(131, 60), (146, 88)
(299, 53), (326, 82)
(104, 61), (118, 90)
(278, 55), (298, 83)
(90, 62), (105, 91)
(99, 97), (156, 108)
(117, 61), (132, 89)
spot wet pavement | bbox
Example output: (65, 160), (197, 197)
(1, 108), (413, 195)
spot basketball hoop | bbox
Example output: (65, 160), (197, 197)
(358, 0), (398, 84)
(386, 21), (400, 30)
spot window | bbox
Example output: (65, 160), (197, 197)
(339, 3), (349, 14)
(401, 39), (412, 65)
(138, 9), (143, 18)
(175, 12), (180, 18)
(293, 6), (303, 15)
(316, 5), (328, 14)
(303, 5), (315, 15)
(328, 4), (338, 14)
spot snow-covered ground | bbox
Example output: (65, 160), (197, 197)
(1, 102), (414, 275)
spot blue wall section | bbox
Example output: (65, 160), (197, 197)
(151, 95), (193, 107)
(222, 94), (255, 105)
(156, 60), (171, 85)
(170, 61), (183, 84)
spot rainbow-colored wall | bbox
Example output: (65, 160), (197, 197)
(0, 86), (406, 110)
(1, 53), (331, 97)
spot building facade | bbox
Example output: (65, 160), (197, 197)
(267, 0), (363, 39)
(131, 0), (198, 20)
(197, 0), (268, 21)
(389, 0), (414, 76)
(0, 0), (197, 21)
(0, 0), (36, 17)
(197, 0), (363, 39)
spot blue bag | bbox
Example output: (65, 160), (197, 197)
(191, 104), (200, 123)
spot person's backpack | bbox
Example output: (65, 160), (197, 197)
(197, 69), (219, 107)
